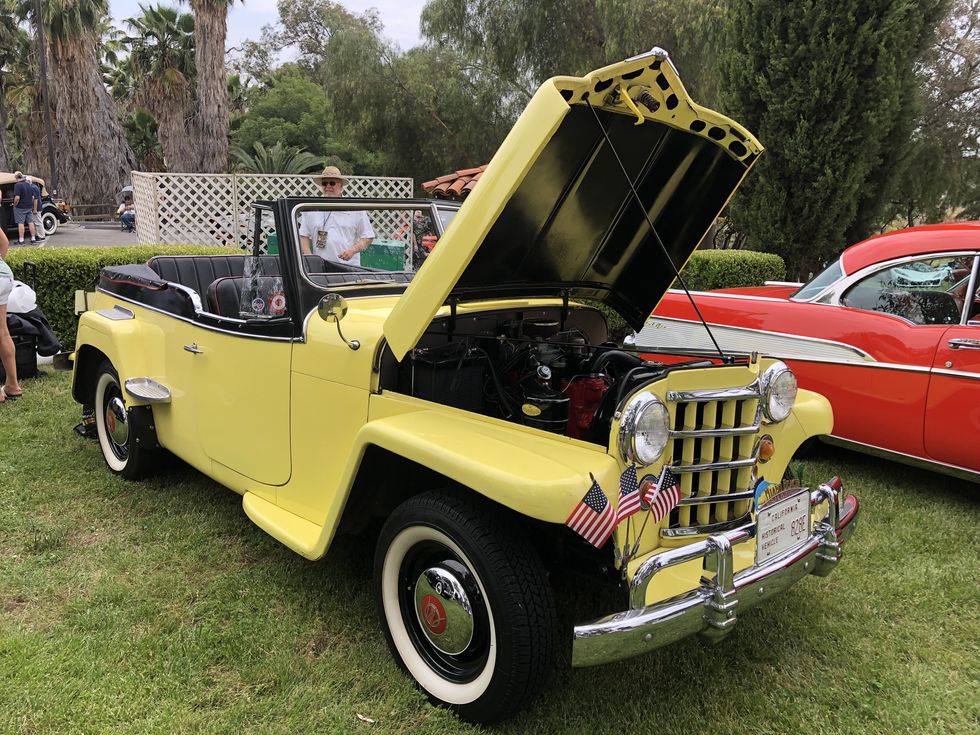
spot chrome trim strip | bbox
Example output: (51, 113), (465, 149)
(670, 457), (757, 473)
(931, 367), (980, 381)
(676, 491), (755, 507)
(820, 435), (980, 483)
(670, 423), (759, 438)
(667, 382), (761, 402)
(96, 305), (135, 320)
(95, 287), (297, 342)
(663, 288), (786, 303)
(638, 316), (874, 362)
(660, 514), (753, 538)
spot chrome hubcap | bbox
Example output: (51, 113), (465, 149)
(105, 397), (129, 447)
(413, 565), (474, 655)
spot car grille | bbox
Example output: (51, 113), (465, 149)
(661, 382), (762, 537)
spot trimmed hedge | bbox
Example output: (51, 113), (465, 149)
(674, 249), (786, 291)
(3, 245), (231, 348)
(3, 245), (785, 350)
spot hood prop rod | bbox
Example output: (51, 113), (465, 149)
(584, 96), (727, 362)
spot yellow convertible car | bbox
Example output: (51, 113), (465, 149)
(71, 50), (859, 723)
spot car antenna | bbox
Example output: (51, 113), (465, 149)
(584, 95), (727, 362)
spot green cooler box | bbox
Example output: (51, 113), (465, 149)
(361, 238), (406, 271)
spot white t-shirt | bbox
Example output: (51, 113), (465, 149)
(299, 210), (375, 267)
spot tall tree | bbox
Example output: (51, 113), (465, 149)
(272, 0), (520, 181)
(14, 0), (136, 205)
(889, 0), (980, 224)
(420, 0), (724, 103)
(721, 0), (948, 277)
(124, 4), (196, 171)
(187, 0), (234, 172)
(0, 7), (23, 170)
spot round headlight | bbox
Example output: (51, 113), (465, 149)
(761, 361), (797, 423)
(618, 393), (670, 466)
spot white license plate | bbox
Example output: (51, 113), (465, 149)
(756, 489), (810, 563)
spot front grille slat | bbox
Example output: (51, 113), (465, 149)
(662, 383), (762, 536)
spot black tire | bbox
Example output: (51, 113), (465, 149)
(93, 360), (158, 480)
(374, 491), (556, 724)
(41, 211), (58, 236)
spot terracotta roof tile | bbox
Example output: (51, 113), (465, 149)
(421, 164), (488, 200)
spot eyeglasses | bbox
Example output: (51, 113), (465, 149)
(321, 181), (341, 188)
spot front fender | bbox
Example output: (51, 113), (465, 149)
(357, 410), (622, 524)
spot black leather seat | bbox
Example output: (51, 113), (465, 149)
(146, 254), (335, 301)
(206, 275), (286, 318)
(147, 255), (253, 299)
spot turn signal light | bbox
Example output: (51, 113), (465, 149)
(757, 435), (775, 463)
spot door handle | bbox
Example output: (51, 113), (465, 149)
(183, 343), (203, 354)
(948, 338), (980, 350)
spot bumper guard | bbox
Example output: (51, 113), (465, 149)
(572, 479), (859, 667)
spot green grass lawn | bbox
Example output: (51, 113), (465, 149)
(1, 371), (977, 734)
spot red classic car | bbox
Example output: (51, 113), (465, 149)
(635, 223), (980, 482)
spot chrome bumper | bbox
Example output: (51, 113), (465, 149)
(572, 480), (859, 667)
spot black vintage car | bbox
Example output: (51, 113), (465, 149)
(0, 172), (72, 237)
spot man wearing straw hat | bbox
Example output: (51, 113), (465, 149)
(299, 166), (375, 266)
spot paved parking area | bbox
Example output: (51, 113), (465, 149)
(9, 222), (140, 249)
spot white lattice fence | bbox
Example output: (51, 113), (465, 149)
(131, 172), (414, 249)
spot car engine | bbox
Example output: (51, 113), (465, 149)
(399, 307), (674, 444)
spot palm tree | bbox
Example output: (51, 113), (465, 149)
(230, 141), (322, 174)
(125, 4), (196, 171)
(187, 0), (236, 172)
(14, 0), (136, 206)
(0, 8), (23, 170)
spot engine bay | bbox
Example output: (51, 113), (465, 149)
(395, 306), (676, 444)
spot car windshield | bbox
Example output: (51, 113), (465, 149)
(791, 258), (843, 301)
(292, 203), (443, 282)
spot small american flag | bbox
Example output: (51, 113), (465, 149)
(617, 465), (642, 521)
(566, 478), (617, 548)
(643, 465), (682, 523)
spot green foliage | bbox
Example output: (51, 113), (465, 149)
(420, 0), (725, 103)
(229, 141), (323, 174)
(675, 249), (786, 291)
(231, 66), (357, 163)
(121, 108), (165, 171)
(3, 245), (227, 348)
(720, 0), (948, 277)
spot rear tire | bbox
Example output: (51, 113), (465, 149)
(374, 491), (555, 724)
(93, 360), (159, 480)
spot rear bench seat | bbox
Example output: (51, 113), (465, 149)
(146, 254), (413, 318)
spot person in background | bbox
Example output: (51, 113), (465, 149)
(0, 226), (23, 402)
(117, 195), (136, 232)
(27, 176), (45, 243)
(299, 166), (374, 266)
(11, 171), (39, 245)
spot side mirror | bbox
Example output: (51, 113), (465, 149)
(318, 293), (347, 322)
(318, 294), (359, 350)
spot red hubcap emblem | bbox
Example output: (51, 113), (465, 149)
(420, 594), (447, 635)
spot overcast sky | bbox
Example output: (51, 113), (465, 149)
(107, 0), (429, 51)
